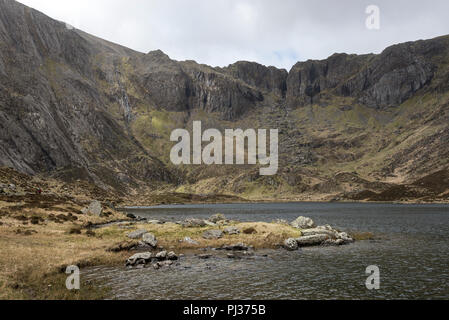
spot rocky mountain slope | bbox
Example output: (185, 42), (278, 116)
(0, 0), (448, 202)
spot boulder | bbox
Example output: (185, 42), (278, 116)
(147, 220), (162, 225)
(223, 226), (240, 235)
(301, 228), (337, 238)
(337, 232), (354, 244)
(204, 220), (217, 227)
(156, 251), (168, 260)
(183, 237), (199, 245)
(209, 213), (226, 223)
(142, 233), (157, 247)
(86, 201), (103, 216)
(182, 218), (207, 228)
(202, 230), (224, 239)
(127, 229), (148, 239)
(284, 238), (299, 251)
(167, 252), (178, 260)
(126, 252), (153, 267)
(291, 216), (316, 229)
(296, 234), (329, 247)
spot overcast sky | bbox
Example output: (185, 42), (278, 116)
(18, 0), (449, 70)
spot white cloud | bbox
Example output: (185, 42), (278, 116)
(17, 0), (449, 70)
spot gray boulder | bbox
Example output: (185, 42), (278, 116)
(167, 252), (178, 260)
(183, 237), (199, 245)
(223, 226), (240, 235)
(127, 229), (148, 239)
(291, 216), (316, 229)
(85, 201), (103, 216)
(284, 238), (299, 251)
(126, 252), (153, 266)
(296, 234), (329, 247)
(156, 250), (168, 260)
(182, 218), (207, 228)
(209, 213), (226, 223)
(301, 228), (337, 238)
(337, 232), (355, 244)
(203, 230), (224, 239)
(142, 233), (158, 247)
(204, 220), (217, 227)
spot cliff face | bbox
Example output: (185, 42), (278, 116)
(1, 0), (449, 201)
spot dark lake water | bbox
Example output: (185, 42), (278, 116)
(84, 202), (449, 300)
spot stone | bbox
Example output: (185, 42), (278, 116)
(202, 229), (224, 239)
(126, 252), (153, 266)
(162, 260), (173, 267)
(152, 263), (160, 270)
(204, 220), (216, 227)
(156, 250), (168, 260)
(183, 237), (199, 245)
(83, 201), (103, 216)
(337, 232), (354, 244)
(182, 218), (207, 228)
(198, 254), (212, 259)
(142, 233), (157, 247)
(223, 226), (240, 235)
(291, 216), (316, 229)
(167, 252), (178, 260)
(301, 228), (337, 238)
(284, 238), (299, 251)
(126, 213), (137, 219)
(209, 213), (226, 223)
(127, 229), (148, 239)
(296, 234), (329, 247)
(147, 220), (162, 225)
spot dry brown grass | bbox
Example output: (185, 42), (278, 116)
(0, 194), (303, 300)
(118, 221), (303, 251)
(0, 204), (130, 300)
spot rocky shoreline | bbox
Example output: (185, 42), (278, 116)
(119, 214), (355, 269)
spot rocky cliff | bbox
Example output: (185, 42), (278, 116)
(0, 0), (448, 202)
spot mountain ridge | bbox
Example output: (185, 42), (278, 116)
(1, 0), (448, 202)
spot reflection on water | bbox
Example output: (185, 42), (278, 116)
(84, 203), (449, 300)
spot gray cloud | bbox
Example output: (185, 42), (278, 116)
(18, 0), (449, 70)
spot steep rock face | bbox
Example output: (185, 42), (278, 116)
(222, 61), (288, 97)
(0, 0), (173, 186)
(287, 38), (449, 109)
(181, 62), (264, 120)
(139, 50), (191, 112)
(287, 53), (371, 106)
(137, 55), (265, 119)
(341, 41), (442, 108)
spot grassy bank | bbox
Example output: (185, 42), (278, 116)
(0, 196), (304, 299)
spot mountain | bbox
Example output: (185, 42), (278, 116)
(1, 0), (448, 202)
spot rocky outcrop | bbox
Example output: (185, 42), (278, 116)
(202, 229), (224, 239)
(291, 216), (316, 229)
(221, 61), (288, 97)
(126, 250), (178, 268)
(81, 201), (103, 216)
(285, 217), (355, 250)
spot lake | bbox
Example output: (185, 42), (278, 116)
(84, 202), (449, 300)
